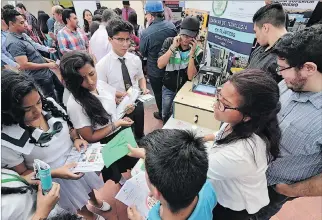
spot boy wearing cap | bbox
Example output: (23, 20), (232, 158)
(157, 16), (203, 123)
(126, 129), (217, 220)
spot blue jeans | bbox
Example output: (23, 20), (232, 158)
(162, 86), (176, 123)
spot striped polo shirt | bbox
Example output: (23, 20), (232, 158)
(267, 80), (322, 185)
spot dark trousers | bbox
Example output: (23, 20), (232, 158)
(35, 73), (64, 105)
(148, 75), (163, 115)
(213, 203), (251, 220)
(250, 186), (292, 220)
(127, 101), (145, 139)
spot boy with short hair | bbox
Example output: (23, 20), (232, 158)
(127, 129), (217, 220)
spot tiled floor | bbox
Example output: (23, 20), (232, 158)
(92, 104), (322, 220)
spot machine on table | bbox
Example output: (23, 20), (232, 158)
(191, 65), (223, 97)
(173, 81), (221, 131)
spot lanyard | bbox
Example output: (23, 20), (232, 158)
(1, 172), (29, 185)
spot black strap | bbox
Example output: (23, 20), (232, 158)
(118, 58), (132, 90)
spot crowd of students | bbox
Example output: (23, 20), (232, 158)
(1, 1), (321, 220)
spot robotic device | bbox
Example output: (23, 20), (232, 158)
(192, 65), (223, 97)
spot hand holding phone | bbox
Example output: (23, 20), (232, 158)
(189, 39), (198, 57)
(171, 35), (181, 49)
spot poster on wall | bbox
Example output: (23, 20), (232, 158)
(183, 8), (210, 62)
(280, 1), (319, 32)
(164, 0), (184, 21)
(185, 1), (264, 75)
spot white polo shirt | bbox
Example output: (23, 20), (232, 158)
(89, 24), (112, 62)
(207, 123), (270, 214)
(96, 50), (144, 92)
(67, 80), (117, 130)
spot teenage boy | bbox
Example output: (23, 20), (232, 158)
(157, 16), (203, 123)
(96, 19), (148, 140)
(251, 25), (322, 220)
(248, 3), (288, 82)
(127, 129), (217, 220)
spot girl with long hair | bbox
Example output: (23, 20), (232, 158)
(83, 9), (93, 34)
(60, 51), (138, 185)
(1, 70), (110, 220)
(204, 69), (281, 219)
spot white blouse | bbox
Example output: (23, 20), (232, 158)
(207, 123), (270, 214)
(1, 98), (72, 170)
(67, 80), (117, 130)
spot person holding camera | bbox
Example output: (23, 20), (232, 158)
(157, 16), (203, 123)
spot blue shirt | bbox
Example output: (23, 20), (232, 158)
(1, 31), (18, 67)
(267, 80), (322, 185)
(148, 180), (217, 220)
(6, 32), (53, 80)
(140, 18), (177, 78)
(47, 17), (55, 33)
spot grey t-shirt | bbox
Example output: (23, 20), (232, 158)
(6, 32), (53, 80)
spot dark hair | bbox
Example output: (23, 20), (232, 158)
(123, 1), (130, 6)
(128, 11), (139, 36)
(49, 213), (82, 220)
(92, 14), (102, 22)
(253, 3), (286, 28)
(94, 9), (102, 15)
(216, 69), (281, 162)
(143, 129), (208, 213)
(114, 8), (122, 16)
(1, 70), (73, 146)
(37, 10), (45, 19)
(102, 9), (117, 23)
(62, 9), (74, 25)
(83, 9), (92, 33)
(16, 3), (26, 11)
(106, 18), (133, 37)
(150, 12), (164, 19)
(89, 21), (100, 35)
(273, 26), (322, 73)
(3, 4), (15, 10)
(60, 51), (111, 127)
(38, 13), (50, 34)
(1, 186), (34, 195)
(2, 9), (21, 26)
(101, 6), (108, 10)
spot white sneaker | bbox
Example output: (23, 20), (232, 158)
(98, 201), (111, 212)
(95, 214), (105, 220)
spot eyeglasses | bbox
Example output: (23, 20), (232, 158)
(214, 88), (241, 112)
(276, 65), (292, 74)
(112, 37), (132, 44)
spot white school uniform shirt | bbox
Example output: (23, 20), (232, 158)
(96, 50), (144, 92)
(67, 80), (117, 130)
(1, 98), (72, 170)
(1, 169), (36, 220)
(207, 123), (269, 214)
(89, 24), (112, 62)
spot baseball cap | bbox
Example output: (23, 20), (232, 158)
(180, 16), (200, 38)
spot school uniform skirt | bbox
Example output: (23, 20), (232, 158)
(52, 171), (104, 214)
(100, 127), (139, 183)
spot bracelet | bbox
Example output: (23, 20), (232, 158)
(73, 137), (80, 142)
(170, 46), (176, 53)
(111, 122), (116, 132)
